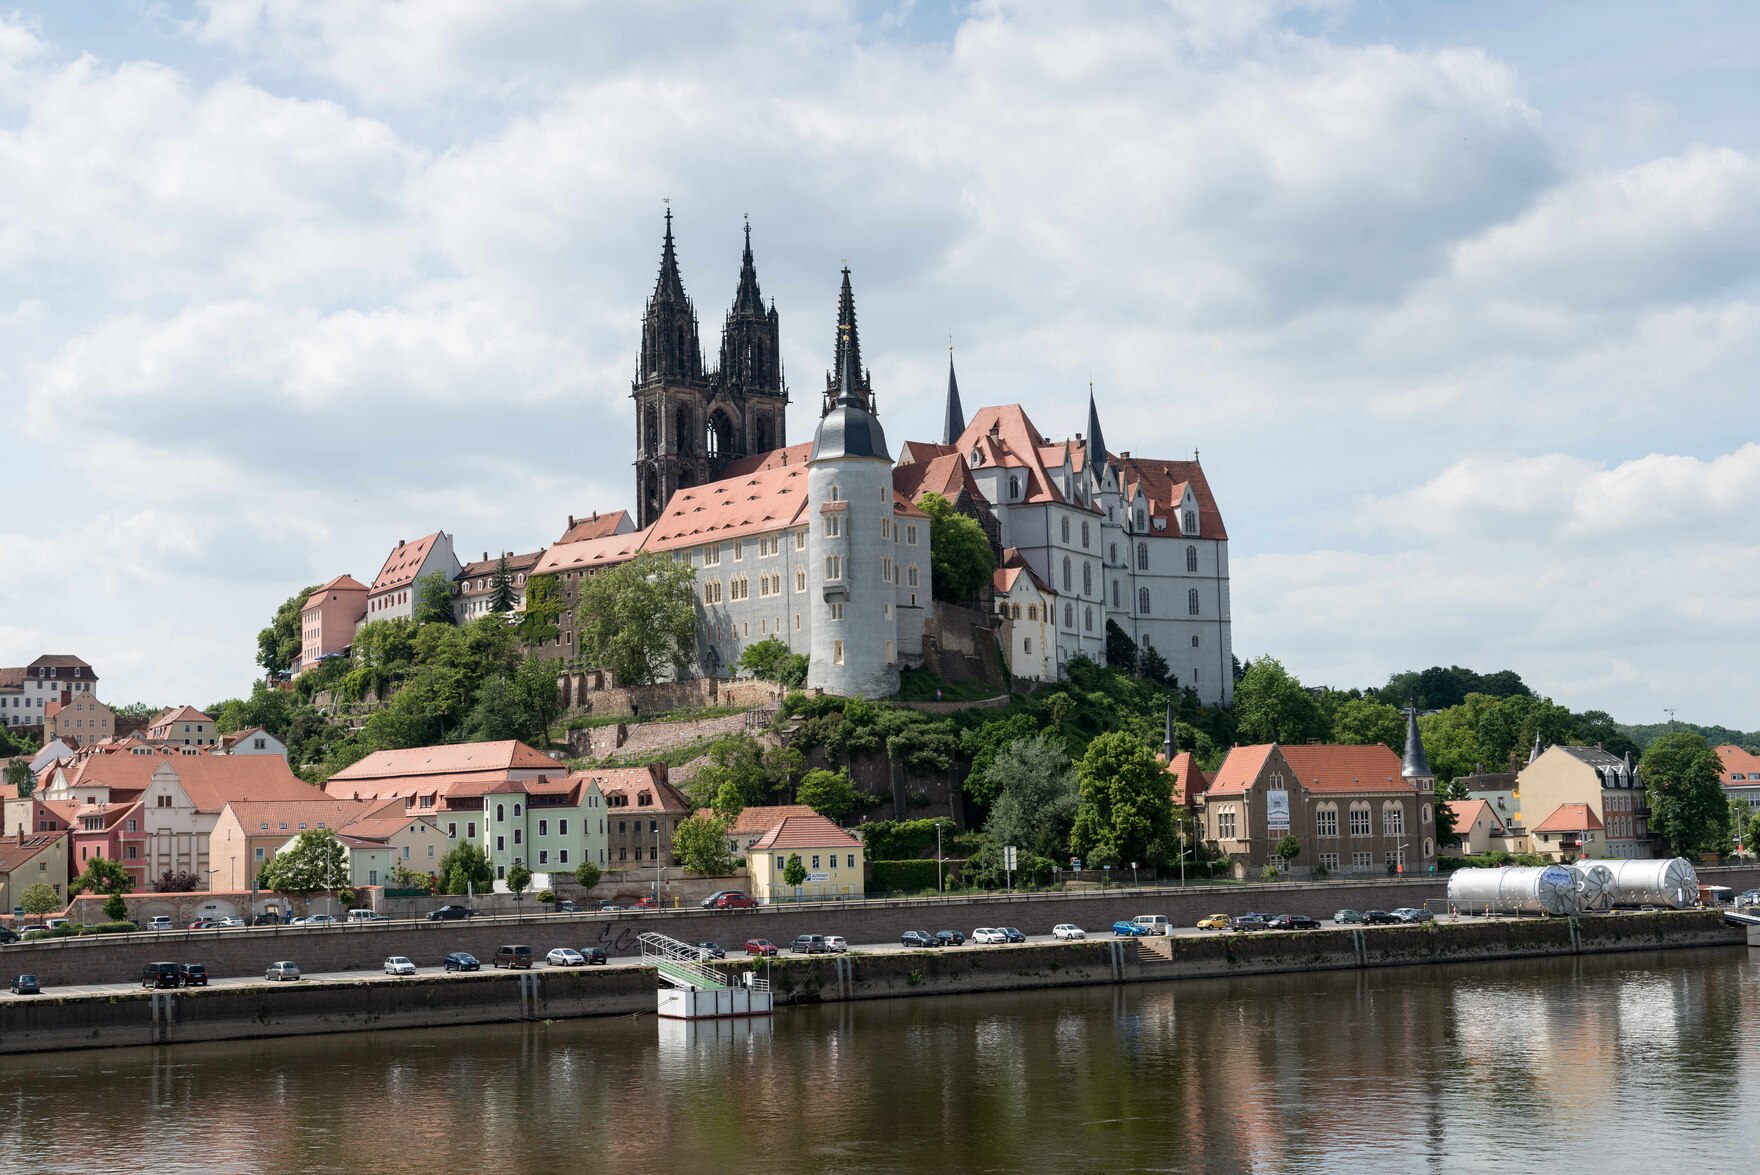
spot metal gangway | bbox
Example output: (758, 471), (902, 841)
(637, 931), (773, 1021)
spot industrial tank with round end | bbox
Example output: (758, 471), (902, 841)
(1568, 862), (1616, 913)
(1447, 866), (1581, 916)
(1592, 858), (1700, 908)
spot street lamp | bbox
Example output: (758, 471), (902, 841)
(1131, 861), (1138, 888)
(936, 823), (944, 893)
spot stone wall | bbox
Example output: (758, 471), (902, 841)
(558, 675), (784, 719)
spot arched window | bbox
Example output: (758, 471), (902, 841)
(1191, 635), (1199, 648)
(1315, 804), (1339, 838)
(1136, 543), (1148, 570)
(1422, 803), (1432, 825)
(1383, 803), (1404, 836)
(1027, 605), (1037, 621)
(755, 415), (772, 452)
(642, 404), (658, 452)
(1084, 606), (1093, 631)
(1082, 563), (1092, 595)
(1188, 588), (1199, 615)
(1423, 837), (1434, 858)
(1109, 542), (1117, 563)
(1060, 517), (1070, 543)
(1009, 475), (1020, 499)
(1135, 509), (1145, 529)
(675, 406), (692, 452)
(1062, 557), (1071, 590)
(1184, 509), (1197, 533)
(496, 804), (505, 821)
(1081, 521), (1090, 548)
(1138, 587), (1150, 614)
(1011, 604), (1021, 620)
(1186, 545), (1198, 573)
(1063, 603), (1073, 628)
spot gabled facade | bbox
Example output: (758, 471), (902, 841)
(365, 532), (462, 624)
(217, 727), (289, 759)
(747, 813), (864, 902)
(44, 694), (114, 747)
(1717, 745), (1760, 813)
(478, 775), (609, 880)
(454, 549), (544, 622)
(299, 574), (368, 674)
(991, 548), (1057, 681)
(1, 655), (98, 729)
(145, 706), (217, 747)
(0, 834), (71, 910)
(1516, 745), (1655, 860)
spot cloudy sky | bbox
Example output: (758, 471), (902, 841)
(2, 1), (1757, 726)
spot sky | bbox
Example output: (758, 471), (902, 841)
(1, 1), (1757, 727)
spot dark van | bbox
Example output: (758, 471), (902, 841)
(492, 945), (533, 970)
(178, 963), (208, 987)
(142, 962), (181, 989)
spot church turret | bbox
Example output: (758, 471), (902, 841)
(1085, 386), (1109, 490)
(825, 267), (874, 413)
(640, 207), (704, 382)
(1402, 704), (1434, 788)
(711, 217), (788, 458)
(942, 348), (966, 446)
(1529, 730), (1544, 764)
(633, 207), (713, 529)
(807, 268), (897, 699)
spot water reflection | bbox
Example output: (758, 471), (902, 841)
(0, 949), (1754, 1174)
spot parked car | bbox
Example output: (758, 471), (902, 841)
(1052, 923), (1086, 941)
(383, 956), (417, 976)
(789, 934), (830, 954)
(249, 913), (283, 926)
(1197, 913), (1231, 930)
(1229, 914), (1273, 932)
(554, 900), (579, 913)
(147, 916), (173, 932)
(443, 952), (480, 972)
(10, 974), (41, 995)
(1393, 907), (1435, 924)
(1362, 910), (1400, 925)
(427, 905), (474, 922)
(712, 892), (759, 910)
(211, 917), (246, 928)
(1002, 928), (1026, 944)
(1133, 915), (1173, 936)
(1111, 920), (1151, 937)
(187, 919), (214, 930)
(696, 942), (726, 960)
(580, 947), (609, 965)
(744, 938), (779, 957)
(347, 909), (389, 923)
(44, 918), (70, 930)
(635, 897), (659, 909)
(823, 935), (849, 953)
(492, 945), (534, 970)
(1268, 915), (1321, 931)
(546, 948), (585, 967)
(0, 927), (18, 945)
(900, 930), (940, 949)
(142, 961), (182, 989)
(700, 890), (741, 909)
(935, 930), (966, 947)
(264, 961), (301, 982)
(1333, 909), (1365, 924)
(178, 963), (208, 987)
(301, 914), (338, 927)
(972, 927), (1008, 944)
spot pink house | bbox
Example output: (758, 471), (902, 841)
(300, 575), (368, 674)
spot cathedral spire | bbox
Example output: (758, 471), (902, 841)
(1085, 384), (1108, 476)
(826, 266), (873, 410)
(639, 204), (703, 382)
(942, 344), (966, 446)
(654, 205), (688, 306)
(1402, 704), (1433, 783)
(730, 215), (764, 316)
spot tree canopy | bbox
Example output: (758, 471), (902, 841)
(575, 551), (698, 685)
(1069, 731), (1179, 868)
(262, 829), (348, 906)
(414, 571), (458, 626)
(1642, 731), (1729, 857)
(673, 815), (736, 876)
(19, 884), (60, 918)
(437, 841), (495, 896)
(795, 767), (859, 820)
(917, 492), (995, 604)
(1233, 656), (1326, 745)
(738, 637), (808, 688)
(257, 584), (319, 676)
(72, 857), (132, 897)
(487, 556), (518, 613)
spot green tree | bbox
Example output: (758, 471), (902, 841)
(518, 573), (565, 646)
(575, 551), (698, 684)
(795, 767), (859, 820)
(1642, 731), (1729, 857)
(573, 860), (602, 891)
(103, 892), (129, 922)
(711, 779), (745, 824)
(487, 555), (518, 614)
(739, 638), (808, 688)
(673, 815), (736, 876)
(413, 571), (458, 626)
(261, 828), (349, 913)
(1747, 809), (1760, 858)
(19, 883), (61, 919)
(71, 856), (132, 897)
(981, 734), (1079, 863)
(1274, 834), (1302, 871)
(437, 841), (496, 896)
(1104, 620), (1138, 675)
(505, 863), (532, 898)
(1233, 656), (1326, 745)
(1069, 731), (1179, 868)
(4, 759), (34, 799)
(1138, 644), (1171, 686)
(257, 584), (319, 676)
(782, 852), (808, 889)
(918, 491), (995, 603)
(1331, 698), (1405, 753)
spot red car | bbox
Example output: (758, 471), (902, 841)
(635, 897), (659, 909)
(744, 938), (779, 957)
(714, 893), (758, 910)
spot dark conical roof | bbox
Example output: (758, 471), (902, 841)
(825, 267), (873, 409)
(811, 269), (888, 463)
(640, 206), (704, 382)
(1402, 706), (1433, 780)
(653, 206), (689, 306)
(730, 218), (764, 316)
(942, 349), (966, 446)
(1085, 386), (1108, 475)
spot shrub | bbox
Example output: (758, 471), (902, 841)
(87, 921), (139, 935)
(1260, 863), (1281, 880)
(536, 889), (556, 904)
(859, 818), (955, 860)
(1310, 863), (1329, 880)
(337, 888), (358, 907)
(871, 860), (941, 893)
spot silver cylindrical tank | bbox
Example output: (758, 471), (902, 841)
(1568, 862), (1615, 913)
(1591, 858), (1700, 908)
(1447, 865), (1580, 916)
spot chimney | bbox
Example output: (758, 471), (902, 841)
(483, 551), (488, 562)
(568, 515), (575, 528)
(591, 511), (598, 520)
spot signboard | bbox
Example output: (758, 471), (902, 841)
(807, 872), (830, 882)
(1004, 846), (1018, 871)
(1266, 789), (1290, 832)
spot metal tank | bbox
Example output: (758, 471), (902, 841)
(1567, 862), (1616, 913)
(1446, 866), (1580, 916)
(1590, 858), (1700, 909)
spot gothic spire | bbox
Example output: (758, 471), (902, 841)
(640, 205), (703, 382)
(654, 205), (688, 306)
(1402, 704), (1433, 782)
(826, 266), (873, 409)
(942, 346), (966, 446)
(1085, 384), (1108, 475)
(730, 216), (764, 317)
(1529, 730), (1544, 764)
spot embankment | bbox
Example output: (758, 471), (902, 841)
(0, 910), (1737, 1055)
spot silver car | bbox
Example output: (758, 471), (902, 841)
(265, 961), (301, 981)
(383, 956), (416, 976)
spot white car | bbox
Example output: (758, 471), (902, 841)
(1052, 924), (1086, 941)
(822, 935), (849, 953)
(296, 914), (338, 927)
(348, 910), (389, 923)
(546, 948), (585, 967)
(146, 916), (173, 932)
(971, 927), (1008, 944)
(383, 956), (416, 976)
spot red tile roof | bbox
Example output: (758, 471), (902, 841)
(532, 528), (650, 577)
(305, 574), (368, 610)
(370, 532), (444, 594)
(1203, 745), (1278, 797)
(1716, 745), (1760, 786)
(645, 447), (813, 552)
(457, 550), (544, 580)
(1531, 802), (1603, 834)
(556, 510), (633, 544)
(221, 798), (379, 831)
(327, 741), (562, 783)
(1446, 799), (1501, 835)
(575, 765), (691, 816)
(148, 705), (212, 729)
(691, 804), (819, 838)
(1116, 456), (1229, 542)
(1166, 751), (1210, 806)
(750, 813), (861, 852)
(993, 547), (1055, 597)
(1278, 744), (1412, 794)
(0, 835), (64, 875)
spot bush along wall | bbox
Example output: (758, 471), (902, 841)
(871, 860), (943, 893)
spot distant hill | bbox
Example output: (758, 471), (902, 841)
(1621, 722), (1760, 753)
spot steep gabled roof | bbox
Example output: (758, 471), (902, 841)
(645, 449), (813, 551)
(328, 741), (562, 783)
(148, 705), (212, 729)
(370, 532), (444, 595)
(1447, 799), (1501, 834)
(457, 550), (543, 580)
(692, 804), (819, 839)
(579, 765), (691, 816)
(750, 812), (860, 852)
(305, 575), (368, 610)
(1166, 751), (1210, 806)
(1204, 745), (1278, 797)
(993, 547), (1055, 598)
(148, 757), (324, 813)
(1717, 745), (1760, 785)
(1115, 456), (1228, 542)
(556, 510), (634, 545)
(532, 528), (650, 577)
(1532, 802), (1603, 834)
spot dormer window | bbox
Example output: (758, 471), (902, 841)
(1183, 509), (1197, 534)
(1009, 475), (1020, 499)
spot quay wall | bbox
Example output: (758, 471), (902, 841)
(0, 911), (1737, 1056)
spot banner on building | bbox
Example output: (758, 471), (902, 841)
(1266, 789), (1290, 832)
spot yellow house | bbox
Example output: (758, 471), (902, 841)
(748, 813), (864, 903)
(1516, 744), (1654, 860)
(0, 833), (71, 913)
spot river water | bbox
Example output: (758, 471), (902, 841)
(1, 947), (1755, 1174)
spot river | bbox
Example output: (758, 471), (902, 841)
(0, 947), (1754, 1173)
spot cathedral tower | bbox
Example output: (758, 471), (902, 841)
(633, 208), (711, 528)
(710, 218), (789, 458)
